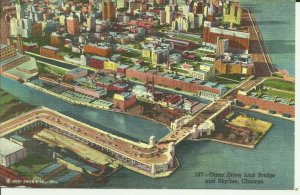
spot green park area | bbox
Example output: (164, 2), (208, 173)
(262, 89), (294, 100)
(215, 74), (245, 90)
(121, 50), (141, 58)
(0, 89), (36, 123)
(153, 24), (171, 31)
(37, 62), (69, 76)
(261, 78), (295, 100)
(174, 34), (201, 42)
(10, 154), (52, 178)
(263, 78), (295, 92)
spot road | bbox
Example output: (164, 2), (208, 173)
(242, 9), (274, 77)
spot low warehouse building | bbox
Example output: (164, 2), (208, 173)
(0, 138), (27, 167)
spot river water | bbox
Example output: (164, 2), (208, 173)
(0, 76), (170, 143)
(0, 0), (295, 189)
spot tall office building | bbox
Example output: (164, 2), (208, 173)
(16, 34), (24, 54)
(102, 0), (116, 20)
(192, 0), (206, 15)
(223, 1), (242, 26)
(203, 21), (250, 53)
(16, 0), (26, 20)
(165, 5), (174, 24)
(11, 0), (33, 38)
(67, 13), (80, 35)
(21, 18), (33, 37)
(160, 10), (166, 24)
(87, 15), (96, 32)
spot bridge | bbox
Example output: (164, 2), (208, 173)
(162, 98), (231, 145)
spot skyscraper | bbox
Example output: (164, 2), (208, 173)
(160, 10), (166, 24)
(223, 1), (242, 26)
(87, 15), (96, 32)
(16, 34), (24, 54)
(67, 13), (80, 35)
(16, 0), (26, 20)
(165, 5), (174, 24)
(102, 0), (116, 20)
(11, 0), (32, 37)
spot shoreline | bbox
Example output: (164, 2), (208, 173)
(233, 105), (295, 122)
(189, 137), (255, 149)
(243, 8), (274, 77)
(22, 79), (173, 133)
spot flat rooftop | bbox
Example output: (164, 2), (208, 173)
(17, 57), (38, 71)
(42, 45), (59, 51)
(55, 170), (81, 183)
(95, 76), (117, 85)
(10, 135), (27, 143)
(0, 44), (9, 49)
(6, 66), (38, 80)
(0, 138), (24, 156)
(35, 163), (64, 178)
(0, 53), (23, 67)
(62, 157), (99, 173)
(68, 68), (87, 74)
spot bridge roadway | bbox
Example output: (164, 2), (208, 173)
(158, 98), (230, 148)
(242, 9), (274, 77)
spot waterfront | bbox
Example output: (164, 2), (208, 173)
(0, 76), (170, 143)
(239, 0), (295, 75)
(0, 74), (294, 189)
(106, 107), (294, 189)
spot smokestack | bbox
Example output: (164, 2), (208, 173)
(152, 76), (155, 96)
(146, 76), (149, 93)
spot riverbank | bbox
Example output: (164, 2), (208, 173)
(189, 137), (255, 149)
(23, 81), (173, 134)
(233, 105), (294, 122)
(0, 88), (36, 123)
(189, 129), (270, 149)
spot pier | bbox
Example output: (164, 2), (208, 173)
(0, 95), (231, 178)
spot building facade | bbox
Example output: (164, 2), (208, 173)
(83, 43), (112, 57)
(67, 14), (80, 35)
(0, 138), (27, 167)
(223, 1), (242, 26)
(102, 0), (116, 20)
(113, 92), (137, 111)
(203, 21), (250, 53)
(40, 45), (63, 60)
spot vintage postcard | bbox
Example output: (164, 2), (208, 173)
(0, 0), (296, 191)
